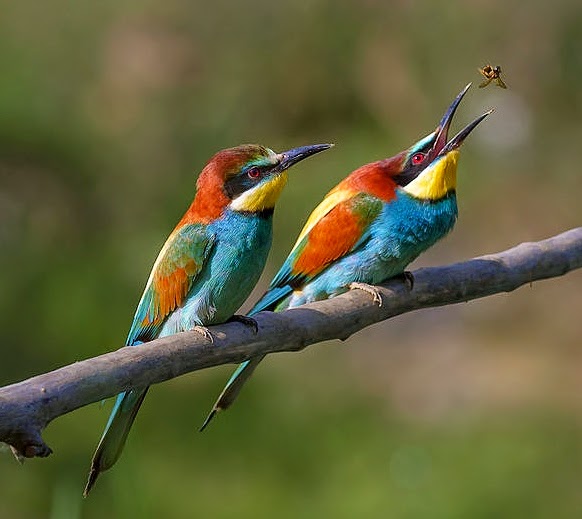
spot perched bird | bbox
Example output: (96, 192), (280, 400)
(83, 142), (331, 496)
(201, 84), (492, 430)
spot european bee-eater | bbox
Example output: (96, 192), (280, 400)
(84, 142), (331, 496)
(201, 84), (492, 430)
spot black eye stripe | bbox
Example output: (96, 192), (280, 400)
(394, 143), (434, 187)
(394, 167), (422, 187)
(224, 164), (273, 199)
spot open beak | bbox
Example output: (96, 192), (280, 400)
(277, 143), (333, 171)
(439, 109), (493, 155)
(431, 83), (493, 157)
(432, 83), (471, 155)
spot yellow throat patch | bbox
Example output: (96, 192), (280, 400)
(402, 150), (459, 200)
(230, 171), (289, 212)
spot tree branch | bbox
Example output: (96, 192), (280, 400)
(1, 228), (581, 459)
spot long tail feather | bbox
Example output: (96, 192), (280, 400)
(83, 387), (149, 497)
(200, 356), (265, 431)
(200, 285), (292, 431)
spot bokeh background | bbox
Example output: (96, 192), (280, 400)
(1, 0), (581, 517)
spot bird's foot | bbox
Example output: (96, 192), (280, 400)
(397, 271), (414, 291)
(349, 282), (383, 307)
(192, 325), (213, 343)
(227, 315), (259, 334)
(10, 446), (25, 465)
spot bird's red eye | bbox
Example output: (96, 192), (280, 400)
(411, 153), (425, 165)
(247, 167), (260, 179)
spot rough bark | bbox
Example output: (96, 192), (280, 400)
(1, 228), (581, 459)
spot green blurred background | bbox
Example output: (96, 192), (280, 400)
(1, 0), (581, 517)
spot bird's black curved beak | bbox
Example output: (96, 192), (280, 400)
(439, 109), (494, 155)
(277, 143), (333, 171)
(432, 83), (472, 156)
(432, 83), (493, 157)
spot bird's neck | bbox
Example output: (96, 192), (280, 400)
(401, 151), (459, 201)
(338, 161), (399, 202)
(229, 171), (289, 215)
(176, 174), (229, 227)
(227, 207), (274, 219)
(177, 194), (226, 226)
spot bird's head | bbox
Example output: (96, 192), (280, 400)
(191, 143), (332, 221)
(386, 83), (493, 201)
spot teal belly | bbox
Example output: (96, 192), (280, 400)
(373, 191), (458, 273)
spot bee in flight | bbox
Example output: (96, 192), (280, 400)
(478, 64), (507, 89)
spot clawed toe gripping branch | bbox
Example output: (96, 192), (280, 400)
(0, 228), (581, 460)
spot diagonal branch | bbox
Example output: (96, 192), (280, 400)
(1, 228), (581, 459)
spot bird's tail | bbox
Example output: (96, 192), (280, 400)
(199, 356), (265, 431)
(200, 285), (293, 431)
(83, 387), (149, 497)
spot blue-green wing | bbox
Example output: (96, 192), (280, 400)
(84, 223), (215, 496)
(126, 223), (215, 345)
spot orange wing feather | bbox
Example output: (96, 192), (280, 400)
(145, 256), (200, 324)
(293, 200), (368, 279)
(270, 192), (384, 291)
(270, 160), (399, 290)
(127, 223), (215, 344)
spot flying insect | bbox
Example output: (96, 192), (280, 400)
(478, 64), (507, 89)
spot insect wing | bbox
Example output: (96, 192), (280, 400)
(479, 77), (493, 88)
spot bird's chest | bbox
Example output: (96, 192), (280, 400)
(159, 213), (273, 335)
(201, 213), (273, 320)
(371, 192), (458, 272)
(211, 213), (272, 265)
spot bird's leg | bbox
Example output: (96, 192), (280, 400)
(349, 282), (383, 307)
(227, 315), (259, 334)
(395, 271), (415, 291)
(10, 446), (25, 464)
(192, 325), (214, 343)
